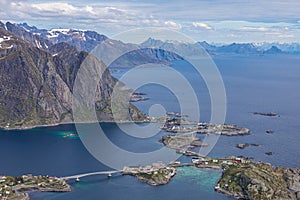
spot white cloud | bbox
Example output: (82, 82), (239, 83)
(228, 34), (239, 38)
(10, 2), (130, 19)
(192, 22), (213, 30)
(164, 20), (182, 29)
(278, 34), (294, 38)
(142, 19), (160, 26)
(238, 27), (269, 32)
(1, 0), (300, 43)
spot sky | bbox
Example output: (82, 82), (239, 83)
(1, 0), (300, 43)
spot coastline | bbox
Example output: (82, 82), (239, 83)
(0, 119), (151, 131)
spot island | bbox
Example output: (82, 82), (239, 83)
(0, 174), (71, 200)
(160, 134), (208, 151)
(265, 152), (273, 156)
(236, 143), (260, 149)
(197, 123), (250, 136)
(130, 95), (150, 102)
(122, 163), (176, 186)
(266, 130), (274, 134)
(160, 117), (250, 136)
(130, 91), (149, 102)
(253, 112), (279, 117)
(166, 112), (189, 118)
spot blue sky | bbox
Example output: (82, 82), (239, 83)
(1, 0), (300, 43)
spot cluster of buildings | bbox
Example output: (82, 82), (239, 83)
(191, 156), (251, 167)
(123, 162), (175, 176)
(0, 176), (13, 198)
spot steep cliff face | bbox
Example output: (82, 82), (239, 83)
(0, 27), (72, 127)
(0, 23), (145, 129)
(48, 42), (89, 91)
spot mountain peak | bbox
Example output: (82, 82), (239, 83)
(264, 46), (283, 54)
(141, 37), (164, 47)
(217, 42), (258, 54)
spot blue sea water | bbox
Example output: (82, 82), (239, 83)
(1, 54), (300, 199)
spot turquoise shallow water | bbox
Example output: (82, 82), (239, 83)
(30, 166), (229, 200)
(173, 167), (222, 193)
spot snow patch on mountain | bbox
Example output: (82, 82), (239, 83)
(0, 36), (11, 43)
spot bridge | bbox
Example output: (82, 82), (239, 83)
(60, 170), (123, 182)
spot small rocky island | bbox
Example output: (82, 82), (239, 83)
(266, 130), (274, 134)
(161, 134), (208, 151)
(253, 112), (279, 117)
(0, 174), (70, 199)
(130, 92), (149, 102)
(122, 163), (176, 186)
(236, 143), (260, 149)
(197, 123), (250, 136)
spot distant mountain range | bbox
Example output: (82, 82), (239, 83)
(144, 39), (292, 55)
(15, 23), (182, 67)
(15, 22), (300, 61)
(198, 42), (287, 55)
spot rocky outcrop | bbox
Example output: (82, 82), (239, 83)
(161, 134), (208, 151)
(236, 143), (260, 149)
(216, 162), (300, 200)
(279, 167), (300, 192)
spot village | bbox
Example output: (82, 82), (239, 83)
(160, 112), (250, 136)
(0, 174), (71, 199)
(122, 162), (176, 186)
